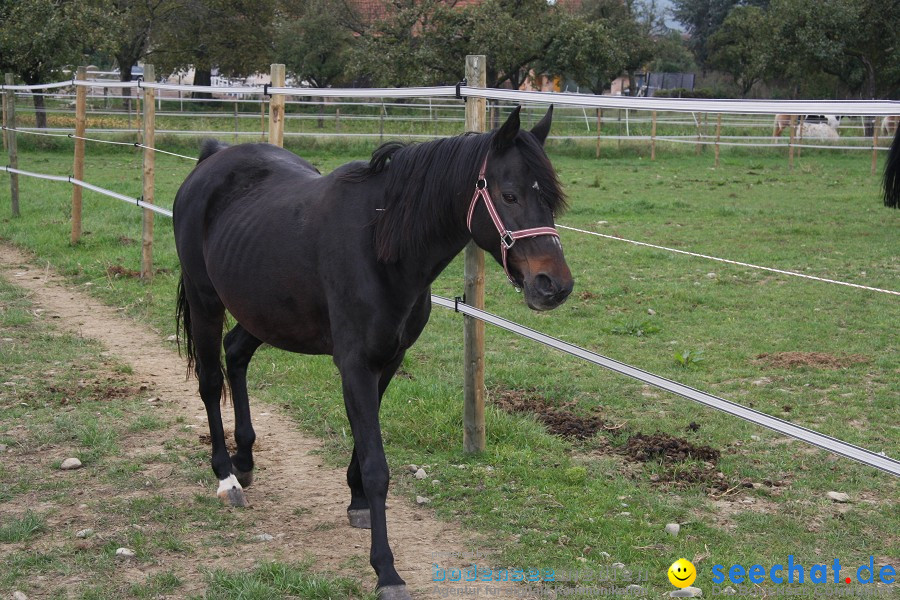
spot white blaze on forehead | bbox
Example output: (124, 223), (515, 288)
(217, 474), (242, 495)
(532, 181), (540, 191)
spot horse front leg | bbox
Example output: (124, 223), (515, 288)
(347, 352), (405, 530)
(339, 358), (410, 600)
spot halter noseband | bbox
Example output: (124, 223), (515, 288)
(466, 155), (560, 285)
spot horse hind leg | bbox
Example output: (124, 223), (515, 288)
(180, 277), (248, 507)
(224, 324), (263, 489)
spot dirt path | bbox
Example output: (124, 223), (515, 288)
(0, 242), (522, 599)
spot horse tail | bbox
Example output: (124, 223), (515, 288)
(885, 128), (900, 209)
(199, 139), (229, 163)
(175, 275), (196, 375)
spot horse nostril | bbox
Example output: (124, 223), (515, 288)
(533, 273), (558, 297)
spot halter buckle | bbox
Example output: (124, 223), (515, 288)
(476, 178), (487, 190)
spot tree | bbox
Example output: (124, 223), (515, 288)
(274, 0), (354, 88)
(0, 0), (109, 127)
(580, 0), (656, 95)
(348, 0), (559, 90)
(87, 0), (179, 111)
(671, 0), (767, 67)
(543, 14), (625, 94)
(151, 0), (276, 97)
(766, 0), (900, 99)
(707, 5), (768, 96)
(347, 0), (455, 87)
(105, 0), (177, 106)
(649, 30), (697, 73)
(455, 0), (559, 91)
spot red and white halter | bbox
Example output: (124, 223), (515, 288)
(466, 156), (560, 285)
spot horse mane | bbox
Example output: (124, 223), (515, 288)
(345, 129), (566, 263)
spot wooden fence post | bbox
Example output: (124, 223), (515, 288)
(233, 102), (239, 144)
(650, 110), (657, 160)
(141, 64), (156, 280)
(463, 54), (487, 454)
(71, 66), (87, 244)
(714, 113), (722, 168)
(871, 117), (880, 176)
(260, 100), (265, 141)
(268, 64), (285, 147)
(4, 74), (19, 217)
(1, 80), (7, 151)
(695, 113), (703, 155)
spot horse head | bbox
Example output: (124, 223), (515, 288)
(468, 106), (574, 311)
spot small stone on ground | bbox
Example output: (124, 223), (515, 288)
(665, 523), (680, 537)
(414, 468), (427, 480)
(115, 547), (135, 558)
(75, 528), (94, 538)
(416, 495), (430, 505)
(626, 585), (646, 595)
(827, 491), (850, 503)
(670, 587), (702, 597)
(60, 457), (82, 470)
(14, 592), (29, 600)
(253, 533), (274, 542)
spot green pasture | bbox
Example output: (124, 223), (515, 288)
(0, 136), (897, 597)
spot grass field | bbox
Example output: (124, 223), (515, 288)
(0, 135), (897, 597)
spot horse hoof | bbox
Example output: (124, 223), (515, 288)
(378, 585), (412, 600)
(216, 475), (248, 507)
(347, 508), (371, 529)
(218, 486), (249, 507)
(232, 466), (254, 489)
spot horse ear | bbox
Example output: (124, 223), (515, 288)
(492, 105), (521, 152)
(531, 105), (553, 145)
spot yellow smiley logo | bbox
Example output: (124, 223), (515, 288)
(668, 558), (697, 588)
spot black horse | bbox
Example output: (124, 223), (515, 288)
(885, 125), (900, 208)
(173, 106), (573, 599)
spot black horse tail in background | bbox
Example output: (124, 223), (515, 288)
(885, 126), (900, 208)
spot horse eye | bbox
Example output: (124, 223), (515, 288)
(502, 193), (517, 204)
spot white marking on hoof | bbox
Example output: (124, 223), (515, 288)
(216, 474), (248, 507)
(216, 474), (242, 497)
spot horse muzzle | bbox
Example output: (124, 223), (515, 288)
(523, 270), (574, 311)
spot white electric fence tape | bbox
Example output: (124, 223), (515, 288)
(430, 294), (900, 477)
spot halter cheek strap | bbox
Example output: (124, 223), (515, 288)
(466, 156), (560, 285)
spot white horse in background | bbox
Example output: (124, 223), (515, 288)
(773, 115), (841, 139)
(881, 115), (899, 137)
(773, 114), (794, 138)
